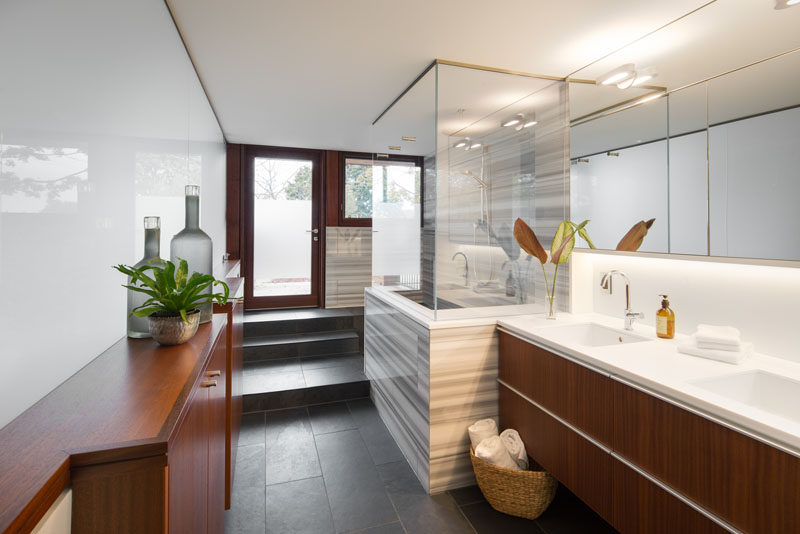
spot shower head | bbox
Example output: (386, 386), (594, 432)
(462, 170), (488, 189)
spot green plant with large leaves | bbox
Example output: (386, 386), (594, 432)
(113, 259), (229, 323)
(514, 218), (595, 316)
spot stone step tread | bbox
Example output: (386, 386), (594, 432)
(243, 330), (358, 348)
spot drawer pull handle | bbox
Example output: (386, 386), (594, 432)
(205, 370), (221, 377)
(200, 380), (217, 388)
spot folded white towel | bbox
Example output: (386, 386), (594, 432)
(678, 341), (752, 364)
(468, 418), (498, 451)
(694, 335), (741, 352)
(500, 429), (528, 469)
(475, 435), (520, 470)
(695, 324), (741, 347)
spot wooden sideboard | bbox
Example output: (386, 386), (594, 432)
(0, 274), (243, 533)
(498, 329), (800, 534)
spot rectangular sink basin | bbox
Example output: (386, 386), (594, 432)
(540, 323), (649, 347)
(691, 370), (800, 424)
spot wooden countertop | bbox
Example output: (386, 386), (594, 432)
(0, 273), (244, 533)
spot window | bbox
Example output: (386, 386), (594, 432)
(340, 153), (422, 225)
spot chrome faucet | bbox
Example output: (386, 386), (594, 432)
(600, 270), (644, 330)
(452, 252), (469, 287)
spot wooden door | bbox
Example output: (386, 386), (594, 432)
(243, 145), (323, 309)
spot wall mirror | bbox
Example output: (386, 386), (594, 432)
(568, 0), (800, 262)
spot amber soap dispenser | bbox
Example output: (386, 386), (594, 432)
(656, 294), (675, 339)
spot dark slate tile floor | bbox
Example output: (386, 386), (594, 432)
(226, 399), (617, 534)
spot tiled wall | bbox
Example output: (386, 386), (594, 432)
(325, 227), (372, 308)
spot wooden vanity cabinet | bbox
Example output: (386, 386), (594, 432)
(498, 330), (766, 533)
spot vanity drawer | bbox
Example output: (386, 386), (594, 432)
(499, 383), (613, 521)
(498, 331), (613, 445)
(613, 380), (800, 534)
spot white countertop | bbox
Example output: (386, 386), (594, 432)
(497, 312), (800, 456)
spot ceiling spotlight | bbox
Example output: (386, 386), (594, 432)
(523, 119), (537, 128)
(597, 63), (636, 86)
(775, 0), (799, 9)
(453, 138), (469, 149)
(467, 142), (482, 151)
(631, 67), (658, 87)
(501, 114), (525, 127)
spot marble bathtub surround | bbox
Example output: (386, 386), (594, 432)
(365, 289), (501, 493)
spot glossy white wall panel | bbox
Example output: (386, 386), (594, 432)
(0, 0), (226, 429)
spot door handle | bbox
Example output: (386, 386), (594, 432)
(305, 229), (319, 234)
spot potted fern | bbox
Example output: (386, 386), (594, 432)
(114, 259), (230, 346)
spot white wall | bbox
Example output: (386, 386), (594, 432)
(571, 251), (800, 363)
(0, 0), (226, 429)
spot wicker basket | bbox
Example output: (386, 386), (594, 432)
(470, 447), (557, 520)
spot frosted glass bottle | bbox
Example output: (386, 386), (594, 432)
(128, 216), (165, 338)
(171, 185), (213, 323)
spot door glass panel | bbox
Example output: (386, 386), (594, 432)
(252, 157), (313, 296)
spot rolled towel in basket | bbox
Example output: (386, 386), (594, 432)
(468, 418), (498, 450)
(500, 429), (529, 469)
(475, 435), (520, 470)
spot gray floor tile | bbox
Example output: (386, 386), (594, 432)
(234, 444), (266, 488)
(265, 477), (334, 534)
(378, 460), (473, 534)
(355, 522), (405, 533)
(265, 408), (322, 485)
(238, 411), (266, 447)
(244, 358), (304, 375)
(315, 429), (398, 533)
(447, 485), (485, 507)
(533, 484), (617, 534)
(459, 501), (545, 534)
(308, 402), (357, 435)
(347, 399), (405, 465)
(304, 365), (366, 387)
(244, 370), (306, 394)
(225, 484), (266, 534)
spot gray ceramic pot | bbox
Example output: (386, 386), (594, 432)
(148, 309), (200, 346)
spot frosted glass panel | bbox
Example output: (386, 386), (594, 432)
(252, 158), (313, 296)
(0, 0), (225, 428)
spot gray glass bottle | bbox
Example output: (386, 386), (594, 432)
(171, 185), (213, 323)
(128, 216), (165, 338)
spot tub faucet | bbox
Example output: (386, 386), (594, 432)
(452, 252), (469, 287)
(600, 270), (644, 331)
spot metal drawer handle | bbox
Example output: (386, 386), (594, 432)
(205, 370), (221, 377)
(200, 380), (217, 388)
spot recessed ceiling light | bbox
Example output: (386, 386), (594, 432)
(402, 136), (416, 142)
(775, 0), (799, 9)
(597, 63), (636, 86)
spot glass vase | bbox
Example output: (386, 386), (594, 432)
(545, 293), (557, 320)
(128, 216), (165, 338)
(171, 185), (213, 323)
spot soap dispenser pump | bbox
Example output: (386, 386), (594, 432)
(656, 294), (675, 339)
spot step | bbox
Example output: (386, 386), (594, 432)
(244, 307), (364, 338)
(244, 331), (360, 362)
(242, 353), (369, 411)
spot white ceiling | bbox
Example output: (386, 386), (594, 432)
(165, 0), (711, 151)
